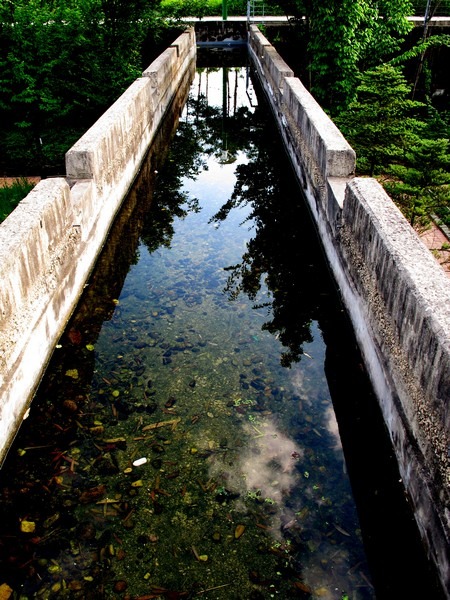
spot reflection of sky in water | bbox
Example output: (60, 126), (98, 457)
(195, 67), (255, 112)
(181, 153), (251, 224)
(209, 417), (303, 511)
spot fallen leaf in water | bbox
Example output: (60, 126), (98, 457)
(142, 418), (181, 432)
(293, 581), (312, 593)
(79, 484), (106, 504)
(68, 329), (82, 345)
(20, 520), (36, 533)
(65, 369), (79, 379)
(0, 583), (13, 599)
(234, 524), (245, 539)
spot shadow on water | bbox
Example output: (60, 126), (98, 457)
(0, 48), (444, 600)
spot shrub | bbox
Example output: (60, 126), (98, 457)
(0, 178), (36, 223)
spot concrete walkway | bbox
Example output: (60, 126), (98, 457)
(420, 222), (450, 277)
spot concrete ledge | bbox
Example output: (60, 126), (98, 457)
(248, 28), (293, 95)
(0, 179), (73, 330)
(66, 29), (196, 201)
(0, 178), (81, 452)
(66, 77), (153, 185)
(170, 27), (195, 57)
(143, 47), (177, 111)
(248, 24), (354, 234)
(345, 179), (450, 423)
(264, 47), (294, 92)
(342, 178), (450, 592)
(248, 25), (272, 55)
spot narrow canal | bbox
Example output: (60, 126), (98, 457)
(0, 49), (443, 600)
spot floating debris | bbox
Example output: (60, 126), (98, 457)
(79, 484), (106, 504)
(234, 524), (246, 539)
(142, 418), (181, 432)
(20, 520), (35, 534)
(65, 368), (79, 379)
(293, 581), (313, 594)
(113, 580), (128, 593)
(62, 399), (78, 413)
(334, 524), (351, 537)
(133, 457), (148, 467)
(0, 583), (13, 600)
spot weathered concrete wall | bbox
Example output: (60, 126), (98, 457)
(341, 179), (450, 592)
(248, 24), (450, 596)
(0, 28), (196, 466)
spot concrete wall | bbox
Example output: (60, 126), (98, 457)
(0, 28), (196, 466)
(248, 24), (450, 596)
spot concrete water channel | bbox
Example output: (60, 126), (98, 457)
(0, 45), (446, 599)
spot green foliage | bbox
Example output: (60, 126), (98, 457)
(0, 178), (36, 223)
(161, 0), (247, 18)
(385, 138), (450, 226)
(274, 0), (414, 111)
(390, 34), (450, 66)
(0, 0), (168, 174)
(337, 64), (425, 175)
(338, 63), (450, 228)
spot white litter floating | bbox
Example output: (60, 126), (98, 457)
(132, 457), (147, 467)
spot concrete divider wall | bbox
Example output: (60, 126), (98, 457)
(0, 28), (196, 466)
(342, 179), (450, 471)
(341, 179), (450, 591)
(248, 24), (450, 596)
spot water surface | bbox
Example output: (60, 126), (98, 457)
(0, 51), (442, 600)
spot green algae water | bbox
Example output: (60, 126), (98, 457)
(0, 51), (443, 600)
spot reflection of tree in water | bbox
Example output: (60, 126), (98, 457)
(211, 118), (336, 368)
(140, 84), (258, 253)
(139, 119), (204, 254)
(137, 67), (335, 368)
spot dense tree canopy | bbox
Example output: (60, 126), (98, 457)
(337, 63), (450, 228)
(386, 137), (450, 226)
(275, 0), (413, 110)
(271, 0), (450, 229)
(0, 0), (170, 174)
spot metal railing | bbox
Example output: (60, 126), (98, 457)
(247, 0), (266, 20)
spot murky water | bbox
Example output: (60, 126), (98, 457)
(0, 50), (443, 600)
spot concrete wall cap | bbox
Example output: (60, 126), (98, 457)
(346, 177), (450, 330)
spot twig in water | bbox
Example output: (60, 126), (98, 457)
(195, 583), (232, 595)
